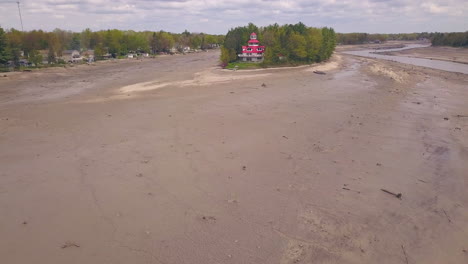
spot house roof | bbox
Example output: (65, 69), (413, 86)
(62, 50), (80, 55)
(251, 32), (257, 35)
(82, 50), (94, 55)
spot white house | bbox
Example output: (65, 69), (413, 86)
(62, 50), (81, 62)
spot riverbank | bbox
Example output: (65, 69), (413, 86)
(377, 46), (468, 64)
(1, 50), (467, 264)
(341, 44), (468, 74)
(335, 40), (427, 52)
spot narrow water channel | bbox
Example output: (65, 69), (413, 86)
(343, 44), (468, 74)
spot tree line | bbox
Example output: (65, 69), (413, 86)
(337, 33), (390, 44)
(220, 22), (336, 66)
(0, 27), (224, 68)
(337, 32), (468, 47)
(336, 32), (433, 44)
(431, 32), (468, 47)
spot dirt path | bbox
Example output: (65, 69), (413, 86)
(1, 50), (467, 264)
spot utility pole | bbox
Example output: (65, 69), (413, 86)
(0, 1), (24, 30)
(16, 1), (24, 31)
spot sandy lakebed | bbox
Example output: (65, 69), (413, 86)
(1, 48), (468, 264)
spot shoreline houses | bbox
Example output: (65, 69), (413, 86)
(36, 49), (93, 64)
(238, 32), (265, 62)
(8, 42), (220, 67)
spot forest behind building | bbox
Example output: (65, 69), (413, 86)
(220, 22), (336, 67)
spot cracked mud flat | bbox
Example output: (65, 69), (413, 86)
(1, 49), (468, 264)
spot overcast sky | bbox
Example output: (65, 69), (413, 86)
(0, 0), (467, 34)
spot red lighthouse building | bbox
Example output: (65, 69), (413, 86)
(238, 32), (265, 62)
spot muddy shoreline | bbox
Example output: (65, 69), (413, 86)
(377, 46), (468, 64)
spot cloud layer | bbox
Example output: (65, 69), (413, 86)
(0, 0), (467, 33)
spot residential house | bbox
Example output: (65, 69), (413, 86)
(238, 32), (265, 62)
(62, 50), (81, 62)
(82, 50), (94, 62)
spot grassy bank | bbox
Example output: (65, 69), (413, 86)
(225, 60), (316, 70)
(225, 62), (263, 70)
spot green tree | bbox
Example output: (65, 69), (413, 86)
(94, 43), (105, 60)
(80, 28), (92, 50)
(89, 31), (103, 49)
(125, 31), (149, 52)
(204, 35), (217, 48)
(52, 28), (70, 56)
(70, 33), (81, 50)
(0, 27), (10, 65)
(22, 30), (47, 56)
(288, 32), (307, 60)
(105, 29), (123, 56)
(47, 46), (56, 64)
(224, 26), (250, 56)
(6, 29), (23, 49)
(305, 27), (322, 62)
(318, 27), (336, 62)
(150, 32), (158, 54)
(29, 49), (43, 66)
(220, 47), (230, 66)
(190, 35), (202, 49)
(158, 31), (175, 52)
(9, 48), (20, 68)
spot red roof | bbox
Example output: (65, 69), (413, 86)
(248, 39), (259, 43)
(251, 32), (257, 35)
(241, 45), (265, 54)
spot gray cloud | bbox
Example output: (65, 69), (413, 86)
(0, 0), (466, 33)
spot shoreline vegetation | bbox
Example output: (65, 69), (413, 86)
(0, 26), (224, 72)
(220, 22), (336, 68)
(337, 31), (468, 47)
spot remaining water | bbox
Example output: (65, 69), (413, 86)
(343, 44), (468, 74)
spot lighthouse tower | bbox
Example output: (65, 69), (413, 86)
(238, 32), (265, 62)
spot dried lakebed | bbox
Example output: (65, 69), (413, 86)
(1, 50), (468, 264)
